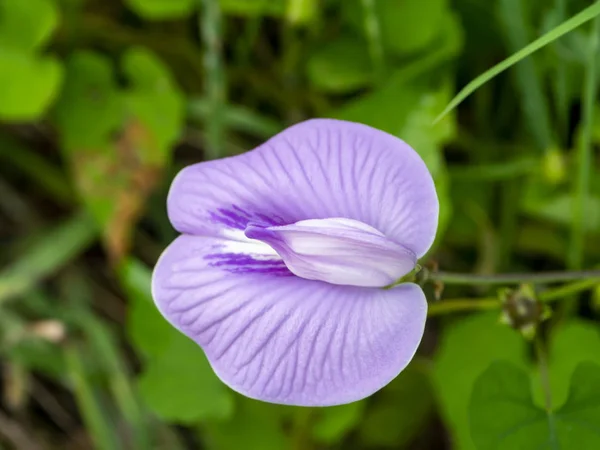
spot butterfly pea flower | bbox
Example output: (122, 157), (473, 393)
(152, 119), (438, 406)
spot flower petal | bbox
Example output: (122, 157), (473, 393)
(245, 217), (416, 287)
(167, 118), (438, 257)
(152, 234), (427, 406)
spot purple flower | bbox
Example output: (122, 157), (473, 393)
(152, 119), (438, 406)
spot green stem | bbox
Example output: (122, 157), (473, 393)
(427, 278), (599, 317)
(431, 270), (600, 285)
(428, 298), (498, 316)
(569, 14), (600, 269)
(361, 0), (385, 84)
(200, 0), (226, 159)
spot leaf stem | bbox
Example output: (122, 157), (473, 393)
(430, 270), (600, 285)
(200, 0), (226, 160)
(427, 278), (599, 317)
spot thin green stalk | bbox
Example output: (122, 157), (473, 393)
(84, 318), (152, 450)
(553, 0), (569, 143)
(361, 0), (385, 84)
(428, 298), (498, 316)
(569, 15), (600, 269)
(435, 1), (600, 122)
(200, 0), (226, 159)
(428, 277), (599, 317)
(431, 270), (600, 285)
(65, 345), (122, 450)
(0, 212), (97, 304)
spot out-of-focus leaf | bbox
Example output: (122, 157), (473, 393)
(312, 401), (365, 444)
(120, 258), (177, 360)
(0, 0), (58, 52)
(334, 75), (424, 134)
(470, 361), (600, 449)
(307, 35), (372, 93)
(122, 48), (185, 157)
(124, 0), (195, 19)
(207, 398), (288, 450)
(54, 49), (184, 261)
(286, 0), (317, 25)
(138, 335), (234, 423)
(54, 52), (123, 149)
(0, 48), (62, 121)
(433, 313), (528, 450)
(531, 320), (600, 409)
(119, 259), (234, 423)
(359, 365), (434, 447)
(345, 0), (450, 56)
(400, 82), (455, 242)
(522, 187), (600, 232)
(0, 0), (63, 120)
(219, 0), (286, 17)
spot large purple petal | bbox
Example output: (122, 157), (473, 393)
(167, 119), (438, 257)
(152, 234), (427, 406)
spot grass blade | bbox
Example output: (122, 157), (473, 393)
(0, 212), (97, 304)
(569, 15), (600, 269)
(498, 0), (553, 150)
(187, 99), (282, 138)
(84, 317), (152, 450)
(435, 1), (600, 122)
(65, 345), (122, 450)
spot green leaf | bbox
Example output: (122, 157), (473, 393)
(122, 47), (185, 161)
(138, 335), (234, 423)
(436, 1), (600, 122)
(432, 313), (528, 450)
(54, 51), (123, 150)
(119, 259), (234, 423)
(54, 49), (184, 260)
(401, 83), (455, 243)
(312, 401), (365, 444)
(470, 361), (600, 449)
(334, 74), (424, 135)
(359, 365), (434, 447)
(0, 51), (63, 121)
(0, 0), (59, 52)
(307, 35), (372, 93)
(207, 398), (289, 450)
(345, 0), (450, 56)
(124, 0), (195, 19)
(120, 258), (180, 360)
(532, 320), (600, 409)
(219, 0), (286, 17)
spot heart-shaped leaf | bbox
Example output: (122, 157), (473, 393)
(470, 361), (600, 449)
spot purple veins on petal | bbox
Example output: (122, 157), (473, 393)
(152, 118), (439, 406)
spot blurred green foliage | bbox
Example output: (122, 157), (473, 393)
(1, 0), (600, 449)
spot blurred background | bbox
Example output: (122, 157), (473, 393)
(1, 0), (600, 449)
